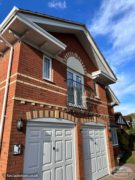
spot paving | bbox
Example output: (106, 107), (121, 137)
(101, 164), (135, 180)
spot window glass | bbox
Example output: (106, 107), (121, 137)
(76, 75), (83, 105)
(67, 71), (74, 104)
(67, 69), (84, 106)
(43, 57), (51, 80)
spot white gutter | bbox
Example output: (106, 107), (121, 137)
(0, 35), (13, 148)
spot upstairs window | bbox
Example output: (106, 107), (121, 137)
(111, 128), (118, 146)
(43, 56), (52, 81)
(67, 69), (84, 107)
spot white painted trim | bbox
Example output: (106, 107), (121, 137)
(16, 14), (66, 50)
(28, 118), (75, 125)
(0, 6), (19, 31)
(73, 128), (77, 180)
(12, 96), (67, 108)
(83, 122), (105, 128)
(67, 68), (85, 107)
(92, 70), (116, 83)
(106, 86), (120, 106)
(104, 128), (111, 175)
(0, 36), (13, 148)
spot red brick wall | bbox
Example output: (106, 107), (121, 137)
(0, 34), (116, 179)
(0, 42), (20, 179)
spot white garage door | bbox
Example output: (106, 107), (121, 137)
(23, 120), (76, 180)
(83, 125), (109, 180)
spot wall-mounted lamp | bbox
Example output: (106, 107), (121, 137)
(16, 117), (24, 131)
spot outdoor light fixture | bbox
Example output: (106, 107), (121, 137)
(16, 117), (24, 131)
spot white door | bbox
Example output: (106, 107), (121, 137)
(23, 122), (76, 180)
(83, 126), (109, 180)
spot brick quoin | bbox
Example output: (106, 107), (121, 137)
(0, 33), (118, 180)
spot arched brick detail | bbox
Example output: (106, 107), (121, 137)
(25, 109), (96, 123)
(64, 52), (87, 75)
(26, 110), (76, 122)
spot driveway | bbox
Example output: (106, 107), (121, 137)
(101, 164), (135, 180)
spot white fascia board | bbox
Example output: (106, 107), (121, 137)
(17, 14), (67, 50)
(107, 86), (120, 106)
(0, 7), (67, 51)
(92, 70), (116, 83)
(21, 13), (84, 31)
(0, 6), (19, 32)
(84, 30), (117, 81)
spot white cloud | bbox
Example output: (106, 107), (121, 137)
(48, 0), (67, 9)
(89, 0), (135, 66)
(114, 103), (135, 115)
(89, 0), (135, 115)
(111, 72), (135, 99)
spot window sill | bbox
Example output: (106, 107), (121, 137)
(43, 78), (55, 85)
(95, 96), (101, 100)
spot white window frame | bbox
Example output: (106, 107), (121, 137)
(43, 55), (52, 81)
(67, 68), (85, 108)
(111, 128), (118, 146)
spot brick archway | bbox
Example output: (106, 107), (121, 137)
(25, 109), (98, 123)
(64, 52), (87, 75)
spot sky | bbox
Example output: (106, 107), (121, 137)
(0, 0), (135, 115)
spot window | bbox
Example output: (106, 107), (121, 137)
(67, 69), (84, 107)
(43, 56), (52, 81)
(94, 81), (99, 98)
(111, 128), (118, 146)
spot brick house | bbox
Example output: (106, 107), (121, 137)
(0, 7), (120, 180)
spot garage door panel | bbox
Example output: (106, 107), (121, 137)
(29, 129), (41, 138)
(65, 129), (72, 137)
(66, 164), (73, 180)
(55, 130), (63, 137)
(97, 156), (102, 171)
(43, 141), (52, 166)
(55, 140), (63, 163)
(24, 141), (41, 174)
(83, 126), (109, 180)
(43, 169), (52, 180)
(102, 155), (107, 169)
(91, 158), (97, 173)
(66, 140), (72, 160)
(89, 138), (95, 157)
(55, 167), (63, 180)
(24, 124), (75, 180)
(44, 130), (52, 137)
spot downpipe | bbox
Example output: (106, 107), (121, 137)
(0, 35), (13, 149)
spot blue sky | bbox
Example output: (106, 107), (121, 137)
(0, 0), (135, 115)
